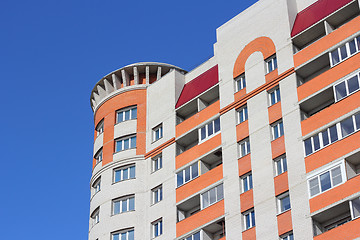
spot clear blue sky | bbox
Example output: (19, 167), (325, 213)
(0, 0), (257, 239)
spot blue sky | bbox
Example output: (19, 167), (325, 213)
(0, 0), (257, 239)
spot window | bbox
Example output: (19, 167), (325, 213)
(183, 231), (200, 240)
(241, 173), (253, 193)
(199, 118), (220, 142)
(117, 106), (137, 123)
(94, 148), (103, 164)
(235, 74), (246, 92)
(281, 232), (294, 240)
(115, 135), (137, 152)
(112, 229), (135, 240)
(152, 154), (162, 172)
(113, 195), (135, 215)
(176, 162), (199, 187)
(274, 155), (287, 176)
(237, 105), (248, 124)
(152, 124), (163, 142)
(266, 55), (277, 73)
(92, 177), (101, 195)
(152, 219), (163, 238)
(243, 209), (255, 230)
(152, 185), (163, 204)
(201, 184), (224, 209)
(238, 138), (250, 158)
(350, 197), (360, 220)
(271, 120), (284, 140)
(334, 72), (360, 102)
(96, 119), (104, 136)
(308, 163), (345, 197)
(277, 192), (291, 213)
(330, 36), (360, 66)
(91, 208), (100, 226)
(114, 165), (136, 183)
(269, 87), (281, 106)
(304, 112), (360, 156)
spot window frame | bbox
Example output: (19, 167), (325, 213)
(235, 74), (246, 92)
(329, 36), (360, 67)
(182, 231), (201, 240)
(198, 117), (221, 143)
(91, 207), (100, 226)
(280, 232), (294, 240)
(176, 161), (200, 188)
(116, 106), (137, 124)
(94, 148), (103, 164)
(152, 185), (163, 205)
(277, 192), (291, 214)
(112, 228), (135, 240)
(112, 195), (135, 215)
(200, 183), (224, 210)
(268, 86), (281, 106)
(271, 120), (284, 140)
(350, 197), (360, 220)
(274, 155), (287, 176)
(113, 164), (136, 183)
(151, 154), (163, 173)
(240, 172), (253, 193)
(152, 124), (163, 143)
(95, 119), (104, 136)
(265, 55), (278, 74)
(115, 134), (137, 153)
(237, 105), (248, 124)
(243, 209), (255, 230)
(333, 72), (360, 102)
(92, 177), (101, 195)
(238, 138), (251, 158)
(151, 218), (163, 238)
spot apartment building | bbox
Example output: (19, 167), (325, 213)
(88, 0), (360, 239)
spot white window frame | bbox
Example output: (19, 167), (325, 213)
(96, 119), (104, 136)
(92, 177), (101, 195)
(271, 120), (284, 140)
(112, 195), (135, 215)
(333, 71), (360, 102)
(281, 232), (294, 240)
(176, 161), (200, 188)
(235, 74), (246, 92)
(200, 183), (224, 209)
(277, 192), (291, 214)
(91, 207), (100, 226)
(152, 124), (163, 142)
(350, 197), (360, 220)
(115, 134), (137, 152)
(238, 138), (250, 158)
(198, 118), (221, 143)
(112, 228), (135, 240)
(330, 36), (360, 67)
(304, 112), (360, 156)
(182, 231), (201, 240)
(240, 172), (253, 193)
(274, 155), (287, 176)
(243, 209), (255, 230)
(268, 86), (281, 106)
(152, 154), (163, 173)
(151, 218), (163, 238)
(307, 161), (346, 198)
(113, 164), (136, 183)
(152, 185), (163, 205)
(94, 148), (103, 164)
(237, 105), (248, 124)
(116, 106), (137, 123)
(266, 55), (277, 74)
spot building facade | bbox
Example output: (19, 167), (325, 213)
(88, 0), (360, 239)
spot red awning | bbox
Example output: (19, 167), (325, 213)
(176, 65), (218, 108)
(291, 0), (353, 37)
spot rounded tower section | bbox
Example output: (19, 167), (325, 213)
(89, 62), (186, 240)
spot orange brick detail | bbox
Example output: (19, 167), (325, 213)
(268, 102), (282, 124)
(277, 210), (293, 236)
(242, 227), (256, 240)
(238, 154), (252, 177)
(271, 136), (286, 159)
(313, 217), (360, 240)
(240, 189), (254, 212)
(274, 172), (289, 196)
(236, 121), (249, 142)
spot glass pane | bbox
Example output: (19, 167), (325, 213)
(207, 122), (214, 136)
(193, 232), (201, 240)
(154, 223), (158, 236)
(129, 166), (135, 178)
(114, 201), (120, 214)
(237, 79), (242, 91)
(355, 113), (360, 130)
(124, 110), (130, 121)
(320, 171), (331, 192)
(352, 198), (360, 218)
(244, 107), (248, 120)
(276, 161), (282, 175)
(321, 129), (329, 146)
(340, 45), (348, 60)
(191, 163), (198, 179)
(331, 50), (340, 65)
(246, 140), (250, 154)
(271, 92), (276, 105)
(122, 199), (127, 212)
(217, 184), (224, 200)
(123, 168), (129, 180)
(128, 230), (134, 240)
(341, 117), (355, 137)
(329, 125), (338, 143)
(251, 211), (255, 227)
(239, 110), (244, 123)
(116, 140), (123, 152)
(348, 75), (359, 94)
(246, 214), (251, 229)
(186, 237), (192, 240)
(214, 118), (220, 133)
(283, 157), (287, 172)
(249, 174), (253, 189)
(177, 172), (183, 187)
(313, 135), (320, 151)
(273, 57), (277, 69)
(121, 232), (127, 240)
(349, 39), (357, 55)
(202, 193), (209, 208)
(273, 125), (279, 139)
(309, 178), (320, 196)
(113, 233), (119, 240)
(304, 138), (313, 156)
(268, 60), (273, 73)
(117, 112), (123, 123)
(281, 195), (291, 212)
(331, 166), (342, 186)
(123, 138), (130, 150)
(279, 122), (284, 137)
(335, 82), (347, 101)
(241, 143), (246, 157)
(276, 88), (281, 102)
(131, 107), (137, 119)
(115, 170), (121, 182)
(130, 136), (136, 148)
(242, 77), (246, 88)
(185, 167), (191, 182)
(289, 233), (294, 240)
(357, 37), (360, 51)
(159, 221), (162, 234)
(201, 127), (206, 140)
(209, 187), (216, 204)
(243, 177), (249, 192)
(129, 197), (135, 211)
